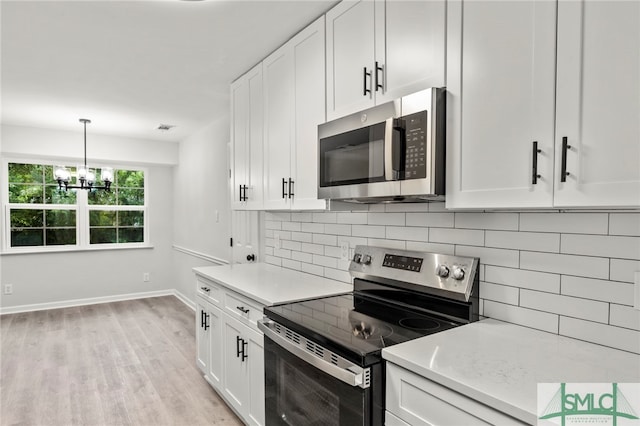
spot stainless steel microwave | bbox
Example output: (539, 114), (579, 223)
(318, 88), (445, 203)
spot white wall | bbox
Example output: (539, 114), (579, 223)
(0, 124), (176, 311)
(172, 116), (232, 303)
(263, 205), (640, 355)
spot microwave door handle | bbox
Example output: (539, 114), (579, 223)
(384, 117), (394, 180)
(392, 118), (406, 180)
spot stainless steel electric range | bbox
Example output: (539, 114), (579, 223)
(258, 245), (480, 426)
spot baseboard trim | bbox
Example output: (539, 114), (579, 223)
(0, 289), (184, 315)
(172, 244), (228, 265)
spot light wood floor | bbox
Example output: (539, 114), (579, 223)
(0, 296), (243, 426)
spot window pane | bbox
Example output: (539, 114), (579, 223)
(118, 211), (144, 227)
(90, 228), (117, 244)
(44, 166), (56, 184)
(117, 170), (144, 188)
(118, 228), (144, 243)
(46, 186), (77, 205)
(117, 188), (144, 206)
(88, 189), (117, 205)
(46, 210), (76, 227)
(9, 163), (43, 183)
(46, 229), (76, 245)
(10, 209), (44, 227)
(9, 184), (44, 204)
(89, 210), (117, 226)
(11, 230), (44, 246)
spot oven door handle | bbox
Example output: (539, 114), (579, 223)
(258, 320), (369, 389)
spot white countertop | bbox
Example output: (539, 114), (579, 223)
(193, 262), (353, 306)
(382, 318), (640, 425)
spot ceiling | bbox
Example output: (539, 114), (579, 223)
(1, 0), (337, 143)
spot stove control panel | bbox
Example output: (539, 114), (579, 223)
(349, 245), (479, 302)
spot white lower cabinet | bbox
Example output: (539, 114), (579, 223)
(195, 274), (265, 426)
(386, 364), (526, 426)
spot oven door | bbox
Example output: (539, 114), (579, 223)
(259, 320), (382, 426)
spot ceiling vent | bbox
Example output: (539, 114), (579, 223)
(157, 124), (176, 132)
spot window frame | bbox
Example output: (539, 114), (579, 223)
(1, 157), (150, 254)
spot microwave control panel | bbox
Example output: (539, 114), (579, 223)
(404, 110), (428, 179)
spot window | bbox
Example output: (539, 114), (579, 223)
(4, 161), (147, 252)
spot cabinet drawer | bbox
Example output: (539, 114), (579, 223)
(196, 275), (223, 307)
(386, 364), (525, 426)
(224, 291), (264, 331)
(385, 411), (411, 426)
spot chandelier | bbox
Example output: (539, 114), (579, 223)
(54, 119), (113, 191)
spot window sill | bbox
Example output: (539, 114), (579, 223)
(0, 244), (154, 256)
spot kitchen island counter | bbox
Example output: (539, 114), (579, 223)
(382, 318), (640, 424)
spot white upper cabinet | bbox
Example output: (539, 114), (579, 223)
(230, 64), (263, 210)
(263, 16), (327, 210)
(446, 0), (639, 209)
(446, 0), (557, 209)
(553, 0), (640, 208)
(326, 0), (446, 121)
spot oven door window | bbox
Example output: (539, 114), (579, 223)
(264, 337), (369, 426)
(319, 122), (387, 187)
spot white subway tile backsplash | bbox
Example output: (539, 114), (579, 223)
(610, 259), (640, 283)
(561, 276), (634, 306)
(428, 202), (447, 212)
(560, 317), (640, 354)
(366, 239), (407, 250)
(337, 236), (368, 248)
(265, 212), (291, 222)
(264, 246), (274, 256)
(313, 254), (338, 268)
(352, 225), (386, 239)
(291, 212), (313, 222)
(485, 266), (560, 293)
(520, 251), (609, 279)
(430, 228), (484, 246)
(609, 213), (640, 236)
(520, 289), (609, 323)
(301, 262), (324, 277)
(301, 243), (324, 255)
(324, 224), (352, 236)
(406, 212), (454, 228)
(292, 251), (313, 263)
(313, 212), (337, 223)
(561, 234), (640, 260)
(282, 259), (301, 271)
(483, 300), (559, 333)
(385, 203), (430, 213)
(455, 246), (520, 268)
(337, 212), (368, 224)
(282, 221), (302, 232)
(386, 226), (429, 242)
(324, 267), (351, 283)
(610, 304), (640, 331)
(301, 223), (324, 233)
(480, 281), (519, 305)
(265, 229), (274, 238)
(264, 255), (282, 267)
(273, 248), (292, 259)
(324, 245), (343, 259)
(265, 220), (282, 230)
(368, 212), (405, 226)
(281, 240), (301, 251)
(486, 231), (560, 253)
(520, 213), (609, 234)
(313, 234), (338, 246)
(455, 212), (519, 230)
(290, 232), (312, 243)
(405, 241), (455, 255)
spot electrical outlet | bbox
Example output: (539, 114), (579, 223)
(4, 284), (13, 295)
(634, 272), (640, 311)
(274, 232), (281, 249)
(340, 242), (350, 260)
(143, 273), (150, 282)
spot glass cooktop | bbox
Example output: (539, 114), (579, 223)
(264, 293), (460, 366)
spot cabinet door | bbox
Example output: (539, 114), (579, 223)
(326, 0), (376, 120)
(195, 301), (209, 374)
(230, 74), (249, 210)
(554, 0), (640, 207)
(291, 16), (328, 210)
(207, 304), (224, 392)
(246, 328), (265, 426)
(223, 315), (249, 416)
(246, 65), (264, 209)
(263, 44), (294, 210)
(375, 0), (446, 103)
(446, 0), (556, 209)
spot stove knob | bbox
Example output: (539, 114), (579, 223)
(352, 253), (362, 264)
(362, 254), (372, 265)
(435, 265), (450, 278)
(452, 267), (465, 280)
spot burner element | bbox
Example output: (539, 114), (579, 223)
(398, 317), (440, 331)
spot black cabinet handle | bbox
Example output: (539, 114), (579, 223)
(241, 340), (248, 362)
(532, 141), (542, 184)
(236, 306), (250, 314)
(236, 335), (242, 358)
(200, 310), (205, 328)
(246, 254), (255, 262)
(204, 313), (210, 331)
(363, 67), (372, 96)
(288, 178), (294, 199)
(239, 184), (243, 201)
(282, 178), (288, 199)
(375, 61), (383, 92)
(561, 137), (571, 182)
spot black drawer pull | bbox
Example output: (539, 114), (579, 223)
(236, 306), (250, 314)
